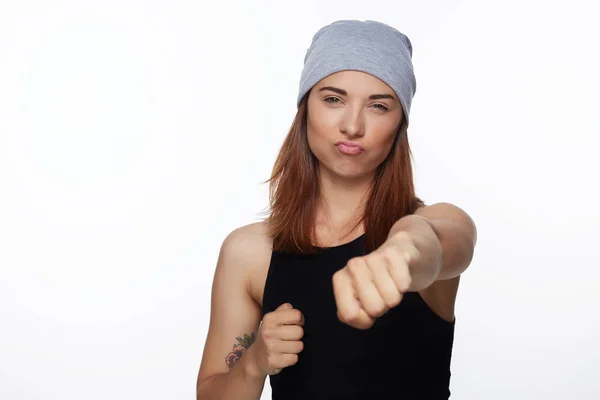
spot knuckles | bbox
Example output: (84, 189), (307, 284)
(384, 293), (402, 309)
(331, 238), (419, 329)
(332, 270), (343, 284)
(292, 310), (303, 323)
(337, 308), (364, 324)
(337, 310), (358, 325)
(365, 302), (388, 318)
(266, 341), (276, 353)
(262, 314), (274, 325)
(260, 328), (271, 340)
(379, 246), (398, 263)
(337, 308), (376, 330)
(346, 258), (364, 277)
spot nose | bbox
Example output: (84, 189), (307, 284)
(339, 106), (365, 138)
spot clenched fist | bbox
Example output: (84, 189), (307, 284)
(332, 232), (420, 329)
(246, 303), (305, 377)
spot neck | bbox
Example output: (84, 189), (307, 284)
(315, 168), (374, 237)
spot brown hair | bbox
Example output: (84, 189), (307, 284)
(259, 94), (424, 254)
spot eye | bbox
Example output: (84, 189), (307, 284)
(373, 103), (389, 111)
(324, 96), (341, 104)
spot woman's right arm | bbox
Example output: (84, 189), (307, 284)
(195, 226), (269, 400)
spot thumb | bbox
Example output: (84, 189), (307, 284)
(276, 302), (293, 310)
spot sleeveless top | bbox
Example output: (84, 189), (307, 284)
(261, 233), (456, 400)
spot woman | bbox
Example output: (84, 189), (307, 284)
(196, 20), (477, 399)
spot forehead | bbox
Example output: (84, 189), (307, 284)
(316, 70), (395, 94)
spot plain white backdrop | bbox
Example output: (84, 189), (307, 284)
(1, 0), (599, 399)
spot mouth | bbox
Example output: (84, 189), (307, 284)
(335, 141), (364, 155)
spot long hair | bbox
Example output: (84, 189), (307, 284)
(259, 93), (424, 254)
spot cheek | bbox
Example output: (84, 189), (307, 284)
(380, 131), (397, 153)
(306, 130), (331, 166)
(306, 111), (336, 152)
(360, 131), (398, 169)
(308, 107), (337, 137)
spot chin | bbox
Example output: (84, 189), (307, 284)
(330, 165), (372, 180)
(315, 153), (373, 180)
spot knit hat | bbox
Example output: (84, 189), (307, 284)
(297, 20), (416, 126)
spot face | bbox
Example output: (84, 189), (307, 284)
(306, 70), (404, 180)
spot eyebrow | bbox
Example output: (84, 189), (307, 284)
(318, 86), (396, 101)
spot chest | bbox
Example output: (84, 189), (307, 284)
(250, 247), (458, 324)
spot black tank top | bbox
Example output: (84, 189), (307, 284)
(261, 233), (456, 399)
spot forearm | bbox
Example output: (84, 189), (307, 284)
(387, 214), (442, 291)
(196, 348), (267, 400)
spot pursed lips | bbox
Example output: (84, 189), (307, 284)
(335, 141), (365, 154)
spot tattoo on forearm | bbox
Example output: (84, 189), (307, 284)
(226, 332), (256, 369)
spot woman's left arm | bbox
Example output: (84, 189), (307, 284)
(387, 202), (477, 291)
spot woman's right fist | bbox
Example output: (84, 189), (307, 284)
(247, 303), (305, 377)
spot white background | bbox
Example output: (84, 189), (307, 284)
(1, 0), (599, 399)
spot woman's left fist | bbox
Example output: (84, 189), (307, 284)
(332, 232), (420, 329)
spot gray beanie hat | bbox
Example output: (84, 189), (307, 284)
(297, 19), (416, 126)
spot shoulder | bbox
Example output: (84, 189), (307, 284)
(218, 221), (273, 300)
(222, 221), (272, 248)
(220, 221), (273, 267)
